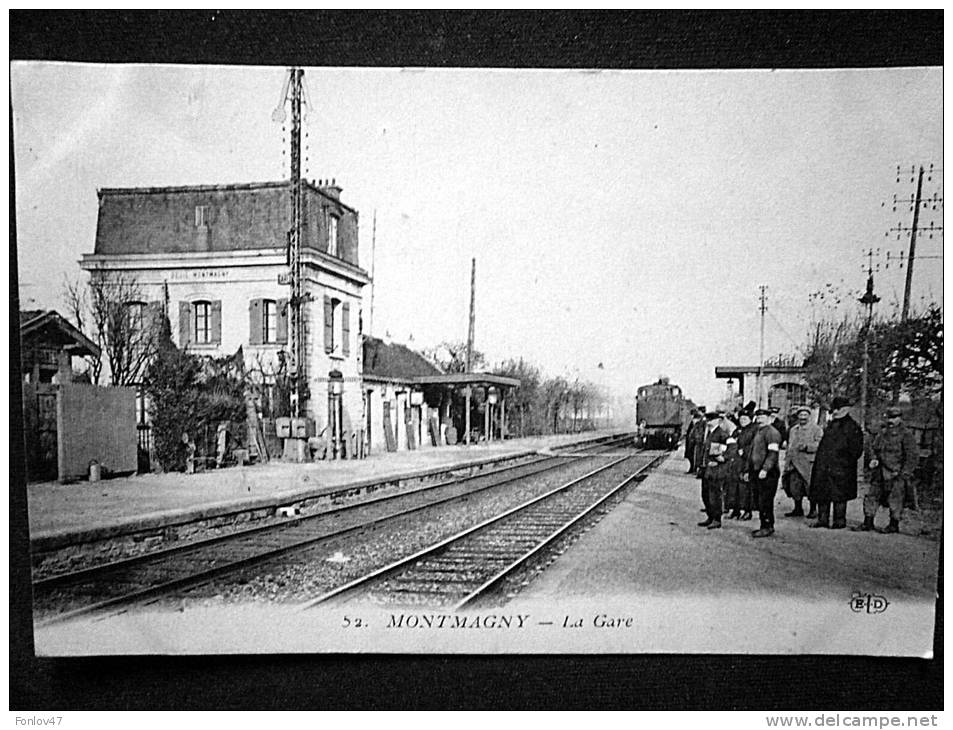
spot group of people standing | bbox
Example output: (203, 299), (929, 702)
(683, 395), (919, 537)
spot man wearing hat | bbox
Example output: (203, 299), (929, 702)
(782, 406), (823, 518)
(698, 410), (731, 530)
(809, 396), (864, 529)
(855, 406), (919, 534)
(747, 408), (783, 537)
(731, 407), (757, 520)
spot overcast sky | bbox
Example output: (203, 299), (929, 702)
(12, 63), (942, 406)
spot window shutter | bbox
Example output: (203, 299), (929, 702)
(324, 295), (333, 353)
(342, 300), (350, 357)
(277, 298), (289, 344)
(145, 301), (164, 341)
(211, 300), (222, 344)
(178, 301), (192, 346)
(249, 299), (263, 345)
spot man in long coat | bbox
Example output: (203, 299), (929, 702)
(809, 396), (864, 530)
(748, 408), (783, 537)
(691, 408), (709, 479)
(782, 406), (823, 518)
(698, 411), (730, 530)
(684, 409), (704, 474)
(732, 409), (757, 520)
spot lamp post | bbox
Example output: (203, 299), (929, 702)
(328, 370), (343, 459)
(858, 253), (880, 432)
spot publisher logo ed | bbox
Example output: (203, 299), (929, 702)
(850, 592), (889, 614)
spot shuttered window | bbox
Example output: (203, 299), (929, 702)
(324, 295), (334, 353)
(323, 294), (352, 357)
(180, 300), (222, 346)
(251, 298), (288, 345)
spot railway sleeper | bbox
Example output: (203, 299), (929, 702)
(389, 572), (484, 584)
(398, 569), (488, 581)
(376, 581), (478, 595)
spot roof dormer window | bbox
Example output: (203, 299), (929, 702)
(195, 205), (209, 228)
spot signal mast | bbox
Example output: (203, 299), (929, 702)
(273, 68), (306, 419)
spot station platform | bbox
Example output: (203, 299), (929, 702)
(510, 450), (940, 655)
(26, 430), (622, 549)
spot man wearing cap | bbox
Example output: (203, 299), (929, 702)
(770, 406), (788, 446)
(782, 407), (823, 518)
(854, 406), (918, 534)
(747, 408), (783, 537)
(809, 396), (864, 529)
(698, 411), (730, 530)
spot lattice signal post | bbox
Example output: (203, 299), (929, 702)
(273, 68), (307, 419)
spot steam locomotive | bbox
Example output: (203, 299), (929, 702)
(635, 378), (692, 449)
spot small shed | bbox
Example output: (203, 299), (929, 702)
(20, 309), (100, 384)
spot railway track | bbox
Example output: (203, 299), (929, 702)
(301, 449), (666, 611)
(34, 433), (637, 625)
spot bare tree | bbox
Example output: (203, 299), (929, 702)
(63, 274), (102, 383)
(423, 340), (487, 374)
(62, 270), (161, 386)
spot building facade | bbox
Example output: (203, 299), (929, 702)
(714, 360), (809, 415)
(81, 180), (370, 447)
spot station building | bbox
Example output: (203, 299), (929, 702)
(714, 357), (809, 415)
(81, 179), (370, 452)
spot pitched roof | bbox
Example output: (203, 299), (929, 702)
(362, 337), (441, 381)
(19, 310), (101, 357)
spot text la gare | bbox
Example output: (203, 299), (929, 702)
(563, 614), (634, 628)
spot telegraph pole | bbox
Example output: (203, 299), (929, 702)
(757, 285), (767, 408)
(885, 164), (942, 322)
(901, 166), (924, 322)
(464, 258), (476, 446)
(369, 210), (377, 338)
(466, 257), (476, 372)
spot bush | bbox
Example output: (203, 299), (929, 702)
(143, 323), (247, 471)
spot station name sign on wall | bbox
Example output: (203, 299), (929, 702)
(169, 270), (230, 281)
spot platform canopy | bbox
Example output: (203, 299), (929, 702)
(412, 373), (520, 389)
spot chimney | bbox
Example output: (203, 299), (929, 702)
(320, 177), (342, 200)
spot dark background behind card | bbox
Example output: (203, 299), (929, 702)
(10, 10), (942, 710)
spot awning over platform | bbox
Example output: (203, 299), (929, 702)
(412, 373), (520, 388)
